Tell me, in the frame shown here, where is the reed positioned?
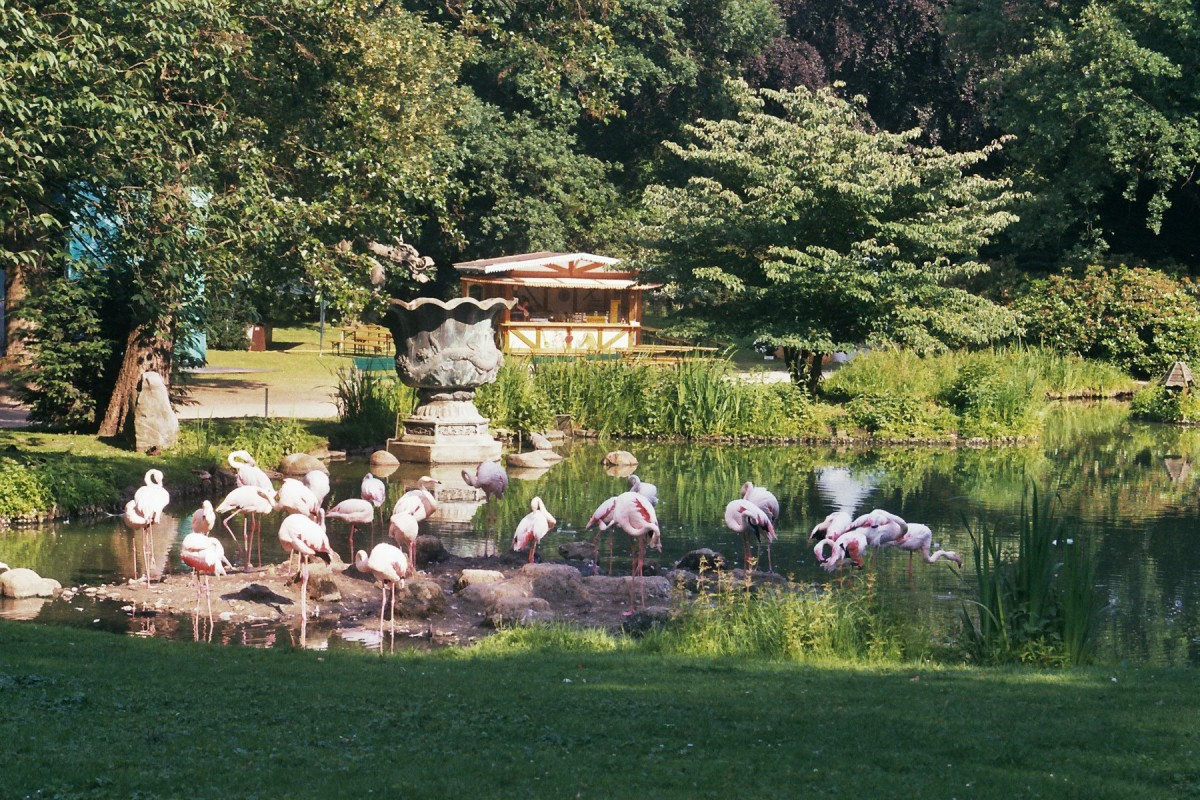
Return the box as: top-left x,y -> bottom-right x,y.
332,367 -> 416,448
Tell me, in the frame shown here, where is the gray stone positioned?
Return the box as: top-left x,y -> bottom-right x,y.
279,453 -> 328,475
484,595 -> 553,628
396,579 -> 444,618
0,568 -> 61,599
369,449 -> 401,467
455,569 -> 506,591
457,580 -> 530,608
518,563 -> 588,603
602,450 -> 638,467
507,451 -> 551,469
415,534 -> 449,565
134,371 -> 178,453
537,450 -> 565,463
529,431 -> 554,450
621,605 -> 673,637
557,541 -> 599,561
675,548 -> 726,573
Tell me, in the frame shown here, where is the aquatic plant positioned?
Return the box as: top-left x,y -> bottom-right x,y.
333,367 -> 416,448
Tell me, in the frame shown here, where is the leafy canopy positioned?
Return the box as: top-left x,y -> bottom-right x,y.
635,81 -> 1022,359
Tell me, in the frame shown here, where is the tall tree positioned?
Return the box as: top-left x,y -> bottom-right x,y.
636,81 -> 1021,391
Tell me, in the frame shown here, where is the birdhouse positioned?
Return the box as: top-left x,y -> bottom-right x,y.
1160,361 -> 1194,391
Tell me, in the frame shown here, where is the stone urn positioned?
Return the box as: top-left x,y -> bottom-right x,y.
384,296 -> 514,464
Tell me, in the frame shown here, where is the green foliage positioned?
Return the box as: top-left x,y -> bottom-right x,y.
940,353 -> 1045,438
1015,265 -> 1200,378
1130,384 -> 1200,423
0,458 -> 55,520
332,369 -> 416,449
960,487 -> 1102,666
177,418 -> 322,470
475,358 -> 555,436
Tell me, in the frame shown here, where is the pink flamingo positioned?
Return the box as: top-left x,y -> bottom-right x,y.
388,511 -> 420,576
393,476 -> 439,521
132,470 -> 170,584
814,529 -> 867,573
228,450 -> 274,493
215,484 -> 275,568
463,460 -> 508,556
586,495 -> 620,573
275,478 -> 320,518
740,480 -> 780,522
361,472 -> 388,540
180,531 -> 232,618
809,510 -> 853,541
847,508 -> 908,548
355,542 -> 409,651
302,470 -> 330,507
326,498 -> 375,559
893,523 -> 963,575
607,492 -> 661,613
724,498 -> 776,572
190,500 -> 215,535
278,510 -> 333,620
511,497 -> 557,563
628,474 -> 658,506
121,500 -> 154,585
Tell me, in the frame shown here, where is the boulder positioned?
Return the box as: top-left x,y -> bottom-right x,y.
455,569 -> 506,591
368,449 -> 401,467
0,568 -> 62,599
484,595 -> 554,628
507,451 -> 551,469
621,605 -> 673,637
529,431 -> 554,451
675,548 -> 726,573
396,579 -> 444,618
557,541 -> 599,561
602,450 -> 638,467
134,371 -> 178,453
279,453 -> 328,476
537,450 -> 565,463
457,579 -> 530,609
508,466 -> 549,482
414,534 -> 449,566
517,563 -> 588,603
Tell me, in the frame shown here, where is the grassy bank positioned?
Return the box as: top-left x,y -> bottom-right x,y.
0,621 -> 1195,798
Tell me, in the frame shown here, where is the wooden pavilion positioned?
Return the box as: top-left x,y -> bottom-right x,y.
454,252 -> 661,356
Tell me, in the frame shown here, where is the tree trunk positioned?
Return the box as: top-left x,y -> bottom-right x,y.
783,346 -> 805,385
97,324 -> 172,438
807,352 -> 825,397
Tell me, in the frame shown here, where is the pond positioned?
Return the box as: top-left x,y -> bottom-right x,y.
2,401 -> 1198,664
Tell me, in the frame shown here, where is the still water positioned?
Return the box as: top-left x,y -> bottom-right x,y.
2,401 -> 1198,664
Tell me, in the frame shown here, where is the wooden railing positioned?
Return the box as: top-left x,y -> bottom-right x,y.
332,324 -> 392,355
499,321 -> 641,355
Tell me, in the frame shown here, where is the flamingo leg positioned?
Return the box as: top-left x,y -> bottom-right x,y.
379,583 -> 387,654
638,537 -> 647,609
255,514 -> 262,569
389,581 -> 397,654
205,574 -> 214,621
242,517 -> 251,569
528,542 -> 536,564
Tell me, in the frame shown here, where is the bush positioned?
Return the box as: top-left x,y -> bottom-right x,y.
177,417 -> 323,468
333,368 -> 415,448
1130,384 -> 1200,423
1014,265 -> 1200,379
940,353 -> 1045,438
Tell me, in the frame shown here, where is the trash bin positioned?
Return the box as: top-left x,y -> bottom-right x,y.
247,324 -> 267,352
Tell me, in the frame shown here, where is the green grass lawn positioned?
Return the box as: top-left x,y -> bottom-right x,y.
1,621 -> 1196,799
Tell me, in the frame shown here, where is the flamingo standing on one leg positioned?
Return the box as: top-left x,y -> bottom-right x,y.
275,478 -> 321,518
393,476 -> 439,522
278,510 -> 333,622
180,531 -> 232,619
893,523 -> 963,576
191,500 -> 216,535
326,497 -> 375,560
741,481 -> 780,522
628,474 -> 658,506
724,499 -> 776,573
585,495 -> 619,574
132,469 -> 170,584
215,485 -> 275,569
355,542 -> 409,652
607,492 -> 661,613
463,460 -> 508,556
361,472 -> 388,543
388,511 -> 420,576
511,497 -> 557,563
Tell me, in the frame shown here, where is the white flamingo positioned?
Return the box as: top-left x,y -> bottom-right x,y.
361,472 -> 388,538
277,510 -> 333,620
392,476 -> 439,521
814,530 -> 867,573
605,492 -> 661,613
215,484 -> 275,568
131,470 -> 170,584
724,498 -> 777,572
326,497 -> 375,559
511,497 -> 557,563
302,470 -> 330,507
190,500 -> 215,535
275,478 -> 320,518
893,523 -> 963,575
228,450 -> 274,493
463,461 -> 508,556
740,480 -> 780,522
356,542 -> 409,651
388,511 -> 420,576
809,510 -> 853,541
180,532 -> 232,618
628,474 -> 658,506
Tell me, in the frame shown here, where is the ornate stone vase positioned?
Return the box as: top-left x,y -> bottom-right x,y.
384,296 -> 514,464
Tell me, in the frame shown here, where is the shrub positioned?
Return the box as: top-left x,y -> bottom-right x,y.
940,352 -> 1045,438
1014,265 -> 1200,379
333,368 -> 415,448
177,417 -> 323,468
1130,384 -> 1200,423
0,458 -> 55,519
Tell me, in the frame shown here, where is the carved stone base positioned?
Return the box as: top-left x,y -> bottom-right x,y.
387,418 -> 503,465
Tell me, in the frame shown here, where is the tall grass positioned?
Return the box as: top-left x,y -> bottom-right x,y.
178,416 -> 324,467
960,486 -> 1101,666
332,368 -> 416,448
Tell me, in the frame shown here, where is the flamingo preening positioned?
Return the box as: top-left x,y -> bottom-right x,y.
740,481 -> 780,522
129,470 -> 170,584
302,470 -> 330,508
393,476 -> 439,522
191,500 -> 215,535
180,531 -> 232,618
586,495 -> 619,573
511,497 -> 557,563
813,529 -> 867,573
388,511 -> 420,576
122,500 -> 154,585
278,510 -> 333,621
355,542 -> 409,652
463,460 -> 508,556
724,498 -> 776,572
215,484 -> 275,568
228,450 -> 274,494
847,508 -> 908,547
809,510 -> 853,541
326,498 -> 375,559
628,474 -> 658,506
605,492 -> 661,613
275,478 -> 321,518
892,523 -> 963,575
361,472 -> 388,540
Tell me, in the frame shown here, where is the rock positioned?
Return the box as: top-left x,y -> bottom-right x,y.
507,451 -> 551,469
134,371 -> 178,453
529,431 -> 554,450
662,568 -> 700,592
557,541 -> 599,561
537,450 -> 565,463
602,450 -> 638,467
484,595 -> 554,628
279,453 -> 328,475
369,449 -> 400,467
308,576 -> 341,603
518,563 -> 588,603
0,568 -> 61,599
414,534 -> 449,566
621,605 -> 673,637
457,580 -> 530,608
508,466 -> 549,481
396,579 -> 444,618
455,569 -> 506,591
675,548 -> 726,573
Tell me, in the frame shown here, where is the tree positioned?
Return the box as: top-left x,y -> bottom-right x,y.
635,81 -> 1021,392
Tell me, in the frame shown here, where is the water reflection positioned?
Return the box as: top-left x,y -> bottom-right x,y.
1,401 -> 1198,664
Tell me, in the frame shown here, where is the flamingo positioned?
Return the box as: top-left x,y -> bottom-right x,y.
215,484 -> 275,568
893,523 -> 963,576
847,508 -> 908,548
228,450 -> 274,493
511,496 -> 557,563
132,469 -> 170,583
392,476 -> 439,521
463,461 -> 508,556
606,492 -> 661,613
809,510 -> 854,541
628,474 -> 658,506
586,495 -> 619,573
277,510 -> 333,621
724,498 -> 777,572
326,497 -> 375,558
190,500 -> 215,535
121,500 -> 154,585
180,531 -> 232,618
361,472 -> 388,539
388,511 -> 420,576
741,481 -> 780,522
275,478 -> 320,518
356,542 -> 409,651
302,469 -> 330,507
814,530 -> 867,573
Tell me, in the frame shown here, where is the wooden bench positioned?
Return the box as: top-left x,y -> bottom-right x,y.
333,324 -> 393,355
